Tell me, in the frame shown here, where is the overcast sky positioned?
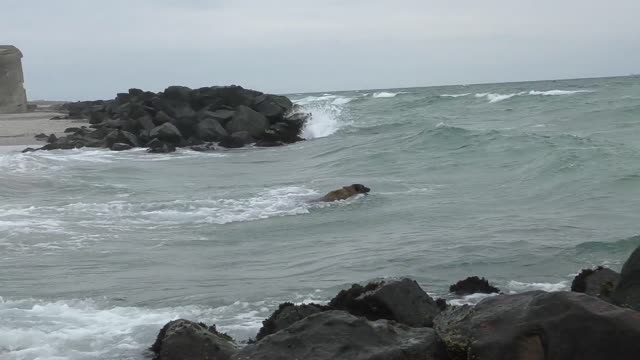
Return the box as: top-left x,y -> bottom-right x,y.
2,0 -> 639,100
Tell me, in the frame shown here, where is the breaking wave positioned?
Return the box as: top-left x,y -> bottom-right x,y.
474,89 -> 593,103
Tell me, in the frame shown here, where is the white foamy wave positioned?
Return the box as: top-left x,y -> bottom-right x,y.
1,187 -> 320,231
474,89 -> 592,103
0,288 -> 330,360
301,107 -> 342,139
0,148 -> 226,176
441,93 -> 471,98
448,292 -> 499,306
0,219 -> 65,235
331,97 -> 354,105
292,93 -> 353,139
372,91 -> 407,98
506,280 -> 568,293
475,92 -> 523,103
0,298 -> 266,360
528,89 -> 593,96
294,94 -> 337,105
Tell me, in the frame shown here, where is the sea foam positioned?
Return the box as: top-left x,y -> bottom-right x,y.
372,91 -> 407,98
474,89 -> 593,103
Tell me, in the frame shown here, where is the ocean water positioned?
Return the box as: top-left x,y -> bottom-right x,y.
2,76 -> 640,359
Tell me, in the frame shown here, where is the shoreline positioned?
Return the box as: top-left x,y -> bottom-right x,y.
0,112 -> 87,147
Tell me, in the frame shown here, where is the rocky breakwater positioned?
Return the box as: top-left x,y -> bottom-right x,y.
151,245 -> 640,360
24,86 -> 308,153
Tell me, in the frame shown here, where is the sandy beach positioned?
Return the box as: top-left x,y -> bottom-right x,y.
0,111 -> 87,147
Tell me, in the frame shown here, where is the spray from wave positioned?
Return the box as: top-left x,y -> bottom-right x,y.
292,94 -> 352,139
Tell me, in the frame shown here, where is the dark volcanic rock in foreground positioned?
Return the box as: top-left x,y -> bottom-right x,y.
434,290 -> 640,360
255,302 -> 327,341
613,245 -> 640,311
31,85 -> 309,153
571,266 -> 620,301
235,310 -> 445,360
151,319 -> 237,360
328,278 -> 440,327
449,276 -> 500,295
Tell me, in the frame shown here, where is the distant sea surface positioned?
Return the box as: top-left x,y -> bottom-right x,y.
2,76 -> 640,359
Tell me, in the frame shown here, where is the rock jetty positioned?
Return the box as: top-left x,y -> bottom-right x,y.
25,86 -> 308,153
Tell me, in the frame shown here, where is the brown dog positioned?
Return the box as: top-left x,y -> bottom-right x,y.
315,184 -> 371,202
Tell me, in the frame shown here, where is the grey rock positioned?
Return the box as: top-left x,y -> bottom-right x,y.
255,139 -> 284,147
196,118 -> 227,142
151,319 -> 237,360
571,266 -> 620,301
255,303 -> 325,341
147,138 -> 177,153
219,131 -> 255,148
613,245 -> 640,311
154,110 -> 174,126
252,94 -> 293,121
162,85 -> 192,103
449,276 -> 500,295
329,278 -> 439,327
137,114 -> 156,132
104,129 -> 140,148
110,143 -> 133,151
198,109 -> 235,126
47,133 -> 57,143
150,123 -> 182,143
89,110 -> 109,125
434,291 -> 640,360
235,311 -> 444,360
225,105 -> 269,138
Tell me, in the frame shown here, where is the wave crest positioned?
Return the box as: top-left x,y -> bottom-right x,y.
372,91 -> 408,98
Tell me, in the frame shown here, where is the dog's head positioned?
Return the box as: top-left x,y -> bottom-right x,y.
351,184 -> 371,194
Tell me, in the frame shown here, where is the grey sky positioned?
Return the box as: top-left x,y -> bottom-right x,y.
2,0 -> 639,100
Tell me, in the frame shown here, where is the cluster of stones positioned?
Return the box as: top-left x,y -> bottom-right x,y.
25,85 -> 308,153
150,245 -> 640,360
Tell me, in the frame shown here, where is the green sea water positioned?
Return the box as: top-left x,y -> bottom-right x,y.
1,76 -> 639,359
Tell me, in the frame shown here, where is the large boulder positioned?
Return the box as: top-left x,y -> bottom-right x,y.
255,302 -> 326,341
136,114 -> 156,132
235,311 -> 444,360
150,123 -> 183,143
151,319 -> 237,360
434,291 -> 640,360
204,86 -> 263,108
252,94 -> 293,121
329,278 -> 439,327
449,276 -> 500,296
571,266 -> 620,301
225,105 -> 269,138
104,129 -> 140,148
219,131 -> 255,148
197,109 -> 235,126
613,245 -> 640,310
154,110 -> 174,126
196,118 -> 227,142
162,85 -> 192,103
147,138 -> 177,153
110,143 -> 133,151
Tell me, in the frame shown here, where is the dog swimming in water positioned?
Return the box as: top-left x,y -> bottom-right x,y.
314,184 -> 371,202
